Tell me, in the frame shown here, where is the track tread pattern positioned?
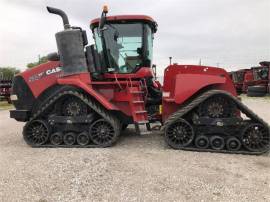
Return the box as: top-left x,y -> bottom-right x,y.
25,90 -> 121,148
163,90 -> 270,155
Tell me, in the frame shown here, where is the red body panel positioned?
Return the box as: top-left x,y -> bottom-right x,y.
173,74 -> 226,103
20,61 -> 62,97
18,60 -> 238,124
103,67 -> 154,79
162,64 -> 236,121
20,63 -> 153,120
57,73 -> 118,110
242,70 -> 254,93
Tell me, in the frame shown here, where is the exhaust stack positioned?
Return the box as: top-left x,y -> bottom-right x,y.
47,6 -> 70,29
47,6 -> 87,76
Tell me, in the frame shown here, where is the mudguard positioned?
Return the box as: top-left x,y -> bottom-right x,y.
18,61 -> 118,111
162,64 -> 237,121
163,64 -> 237,104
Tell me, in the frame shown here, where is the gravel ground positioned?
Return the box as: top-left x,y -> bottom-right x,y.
0,97 -> 269,202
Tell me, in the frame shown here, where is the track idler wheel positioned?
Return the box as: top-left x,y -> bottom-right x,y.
195,135 -> 209,149
50,132 -> 63,145
77,131 -> 90,146
210,135 -> 225,150
226,137 -> 241,151
164,118 -> 194,149
63,132 -> 77,145
23,120 -> 50,146
89,119 -> 120,147
241,123 -> 270,152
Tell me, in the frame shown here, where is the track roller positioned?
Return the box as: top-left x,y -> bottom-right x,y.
210,135 -> 225,150
23,120 -> 50,146
77,131 -> 90,146
50,132 -> 63,145
195,135 -> 209,149
164,118 -> 194,149
63,132 -> 77,145
226,137 -> 241,151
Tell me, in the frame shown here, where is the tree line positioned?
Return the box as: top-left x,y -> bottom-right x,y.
0,55 -> 48,79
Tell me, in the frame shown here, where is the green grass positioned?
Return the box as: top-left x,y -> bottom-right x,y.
0,101 -> 13,110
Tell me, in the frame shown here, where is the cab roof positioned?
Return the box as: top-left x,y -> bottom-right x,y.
90,15 -> 157,32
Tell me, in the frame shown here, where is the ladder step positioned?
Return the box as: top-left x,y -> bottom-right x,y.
135,110 -> 147,114
130,91 -> 144,94
134,123 -> 151,135
137,121 -> 149,124
140,131 -> 151,135
132,101 -> 144,104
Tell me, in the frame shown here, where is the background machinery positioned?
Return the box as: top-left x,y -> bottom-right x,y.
230,69 -> 249,94
230,62 -> 270,97
0,74 -> 12,103
10,6 -> 270,154
247,61 -> 270,97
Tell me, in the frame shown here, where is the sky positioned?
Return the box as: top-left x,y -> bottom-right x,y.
0,0 -> 269,75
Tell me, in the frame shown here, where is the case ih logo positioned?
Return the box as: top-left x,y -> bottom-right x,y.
29,67 -> 62,82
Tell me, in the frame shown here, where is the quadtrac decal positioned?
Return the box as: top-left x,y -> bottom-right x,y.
28,67 -> 62,82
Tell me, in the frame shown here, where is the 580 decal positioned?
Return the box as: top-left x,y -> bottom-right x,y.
28,67 -> 62,82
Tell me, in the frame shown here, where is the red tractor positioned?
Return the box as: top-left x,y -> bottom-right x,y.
230,69 -> 249,94
9,6 -> 270,154
247,61 -> 270,97
0,74 -> 12,103
242,69 -> 254,94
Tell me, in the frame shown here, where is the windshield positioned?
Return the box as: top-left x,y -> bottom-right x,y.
253,67 -> 269,80
94,23 -> 153,73
232,71 -> 244,82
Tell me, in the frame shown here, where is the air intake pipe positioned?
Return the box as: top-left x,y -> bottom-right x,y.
47,6 -> 88,76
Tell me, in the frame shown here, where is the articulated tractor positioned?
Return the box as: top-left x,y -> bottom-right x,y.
10,6 -> 270,154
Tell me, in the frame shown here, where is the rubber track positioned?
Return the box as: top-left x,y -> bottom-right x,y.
26,90 -> 121,148
162,90 -> 270,155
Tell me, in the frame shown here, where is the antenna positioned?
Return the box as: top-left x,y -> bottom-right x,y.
199,58 -> 202,66
169,57 -> 172,65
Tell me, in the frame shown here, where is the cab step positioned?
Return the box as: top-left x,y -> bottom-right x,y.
132,101 -> 144,104
135,110 -> 147,114
134,122 -> 151,135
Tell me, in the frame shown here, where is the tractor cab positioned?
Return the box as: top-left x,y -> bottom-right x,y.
89,6 -> 157,75
251,66 -> 269,81
231,70 -> 246,83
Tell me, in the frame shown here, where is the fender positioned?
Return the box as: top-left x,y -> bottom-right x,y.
163,64 -> 237,105
57,73 -> 118,110
173,73 -> 235,104
20,61 -> 62,98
